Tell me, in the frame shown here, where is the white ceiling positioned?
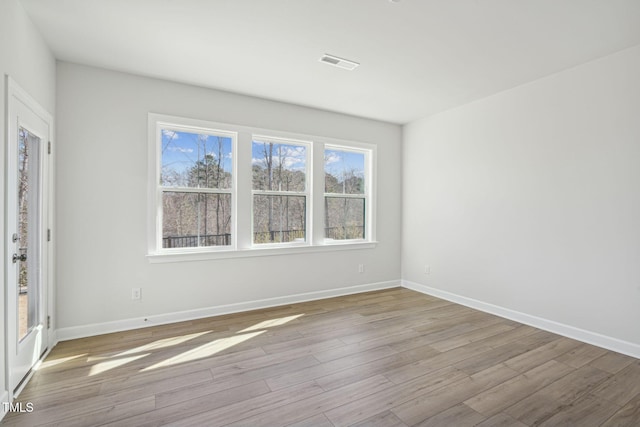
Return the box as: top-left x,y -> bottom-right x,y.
21,0 -> 640,124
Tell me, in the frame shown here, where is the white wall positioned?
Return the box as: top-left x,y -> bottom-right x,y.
0,0 -> 55,408
55,62 -> 402,334
403,45 -> 640,353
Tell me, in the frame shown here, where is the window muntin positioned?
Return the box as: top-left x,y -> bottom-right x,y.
158,125 -> 235,250
251,139 -> 308,245
324,148 -> 367,241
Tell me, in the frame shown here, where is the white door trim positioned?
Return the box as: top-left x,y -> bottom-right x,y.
4,76 -> 55,400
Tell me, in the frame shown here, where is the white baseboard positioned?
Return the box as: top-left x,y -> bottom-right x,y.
402,280 -> 640,359
57,280 -> 400,341
0,390 -> 8,422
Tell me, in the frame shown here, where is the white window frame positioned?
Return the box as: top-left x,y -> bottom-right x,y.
251,135 -> 312,248
323,144 -> 373,243
148,114 -> 238,255
147,113 -> 376,263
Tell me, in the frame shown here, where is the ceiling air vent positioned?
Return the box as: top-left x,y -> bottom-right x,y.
319,54 -> 360,71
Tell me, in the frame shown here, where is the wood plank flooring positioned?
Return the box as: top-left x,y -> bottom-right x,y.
2,288 -> 639,426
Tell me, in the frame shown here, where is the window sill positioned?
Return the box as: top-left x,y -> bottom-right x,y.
147,241 -> 378,263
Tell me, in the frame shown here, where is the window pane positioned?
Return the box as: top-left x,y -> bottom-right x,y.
253,195 -> 306,243
161,129 -> 232,189
252,140 -> 306,191
325,197 -> 365,240
162,192 -> 231,248
324,149 -> 365,194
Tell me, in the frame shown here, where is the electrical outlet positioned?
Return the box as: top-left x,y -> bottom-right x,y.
424,265 -> 431,275
132,288 -> 142,300
358,264 -> 364,273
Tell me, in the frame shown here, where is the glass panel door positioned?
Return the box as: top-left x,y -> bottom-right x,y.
17,127 -> 42,342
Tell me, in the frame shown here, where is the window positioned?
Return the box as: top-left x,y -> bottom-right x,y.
149,114 -> 375,260
155,122 -> 235,251
324,148 -> 367,240
252,138 -> 309,245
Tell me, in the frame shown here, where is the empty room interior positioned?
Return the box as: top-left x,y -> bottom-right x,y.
2,0 -> 640,425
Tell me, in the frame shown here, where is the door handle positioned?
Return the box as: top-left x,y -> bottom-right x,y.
12,253 -> 27,263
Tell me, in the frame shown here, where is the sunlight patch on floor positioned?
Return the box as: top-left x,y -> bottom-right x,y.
39,314 -> 309,375
89,354 -> 149,376
35,353 -> 87,370
239,314 -> 304,332
142,331 -> 265,371
115,331 -> 211,356
87,355 -> 115,362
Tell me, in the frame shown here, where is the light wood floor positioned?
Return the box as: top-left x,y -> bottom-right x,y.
2,288 -> 640,426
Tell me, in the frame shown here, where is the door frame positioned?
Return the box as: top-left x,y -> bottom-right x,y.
4,76 -> 55,399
